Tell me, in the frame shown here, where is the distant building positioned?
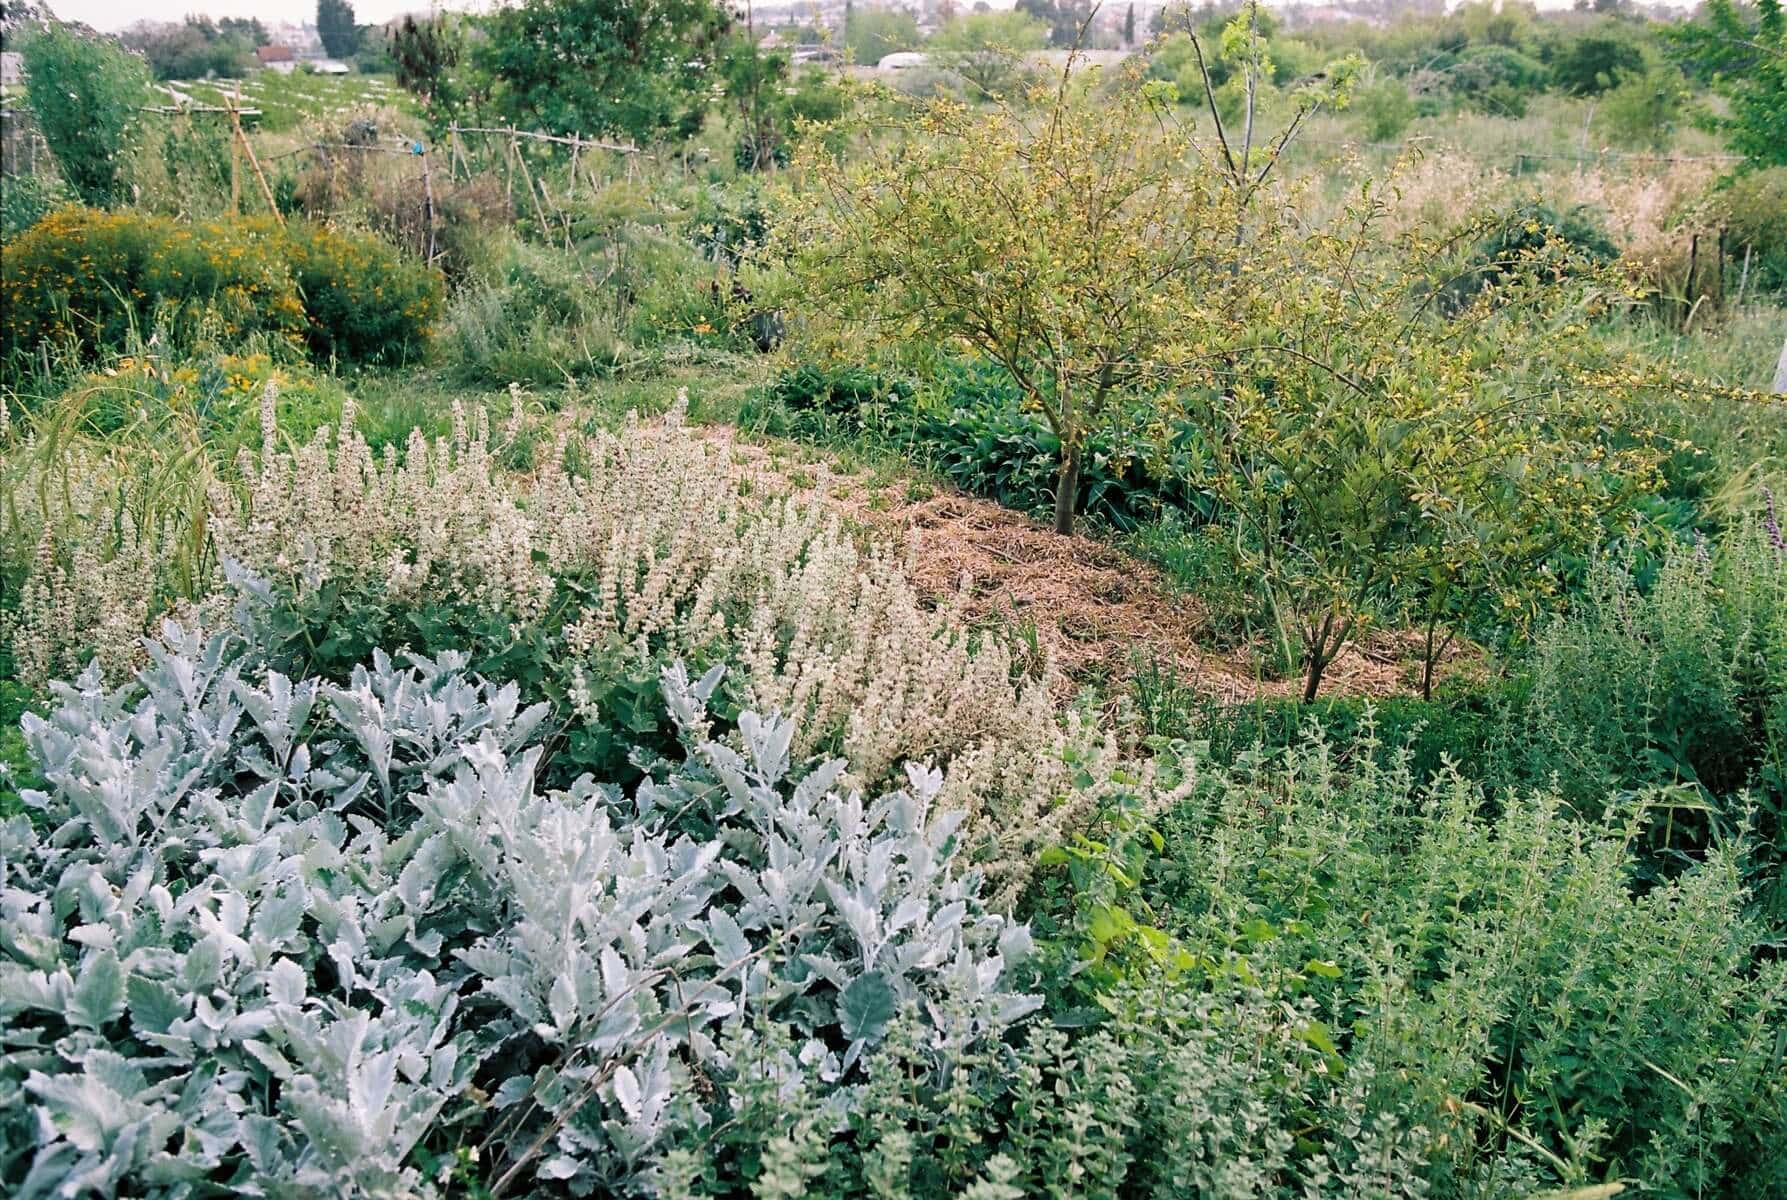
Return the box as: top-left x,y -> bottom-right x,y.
256,45 -> 302,74
311,60 -> 351,75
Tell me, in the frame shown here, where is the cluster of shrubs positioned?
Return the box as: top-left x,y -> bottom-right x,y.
0,208 -> 442,371
2,595 -> 1780,1195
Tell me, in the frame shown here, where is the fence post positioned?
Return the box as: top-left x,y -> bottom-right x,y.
1716,227 -> 1726,305
421,143 -> 437,263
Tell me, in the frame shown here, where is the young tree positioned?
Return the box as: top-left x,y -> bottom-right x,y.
1016,0 -> 1096,48
476,0 -> 730,142
1181,0 -> 1359,223
316,0 -> 359,59
718,36 -> 847,170
1667,0 -> 1787,166
1185,187 -> 1691,700
846,7 -> 921,66
764,63 -> 1242,536
389,14 -> 465,127
21,23 -> 149,208
929,10 -> 1049,98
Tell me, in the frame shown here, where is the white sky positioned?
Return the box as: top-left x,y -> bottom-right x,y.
44,0 -> 1689,35
47,1 -> 494,32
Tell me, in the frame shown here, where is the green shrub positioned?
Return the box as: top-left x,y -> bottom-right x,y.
20,24 -> 150,208
0,208 -> 440,370
438,237 -> 629,385
1501,511 -> 1787,915
1351,77 -> 1416,141
1132,732 -> 1787,1196
1595,57 -> 1687,151
275,218 -> 443,365
0,207 -> 307,364
1439,200 -> 1620,313
763,361 -> 1222,532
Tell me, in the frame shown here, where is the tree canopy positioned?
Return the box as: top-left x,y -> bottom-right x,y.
475,0 -> 731,143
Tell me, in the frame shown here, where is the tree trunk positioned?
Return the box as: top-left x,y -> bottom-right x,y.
1774,331 -> 1787,395
1421,621 -> 1439,703
1302,644 -> 1328,704
1053,443 -> 1082,536
1301,612 -> 1352,703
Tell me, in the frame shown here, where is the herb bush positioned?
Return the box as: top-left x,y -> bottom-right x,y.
276,219 -> 443,366
6,392 -> 1164,899
1498,506 -> 1787,916
0,209 -> 441,372
0,618 -> 1037,1196
1126,728 -> 1787,1197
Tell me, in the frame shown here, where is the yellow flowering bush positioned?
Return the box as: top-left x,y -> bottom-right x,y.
0,207 -> 306,362
274,218 -> 443,365
0,208 -> 441,371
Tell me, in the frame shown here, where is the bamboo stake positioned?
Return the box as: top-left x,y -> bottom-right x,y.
230,99 -> 282,223
511,137 -> 555,241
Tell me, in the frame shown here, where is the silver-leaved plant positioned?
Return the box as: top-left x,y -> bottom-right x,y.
0,618 -> 1038,1198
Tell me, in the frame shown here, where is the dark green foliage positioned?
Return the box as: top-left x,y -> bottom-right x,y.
247,571 -> 715,791
122,16 -> 262,80
1666,0 -> 1787,166
476,0 -> 732,143
1130,734 -> 1787,1197
316,0 -> 359,60
1549,30 -> 1644,96
1189,689 -> 1502,783
664,980 -> 1435,1197
761,362 -> 1221,532
1496,515 -> 1787,917
388,14 -> 464,127
1440,200 -> 1620,314
0,677 -> 36,824
843,6 -> 920,67
1445,43 -> 1548,116
717,38 -> 847,171
20,23 -> 150,208
1709,167 -> 1787,296
1350,77 -> 1416,141
277,219 -> 443,365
